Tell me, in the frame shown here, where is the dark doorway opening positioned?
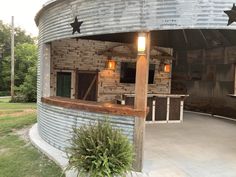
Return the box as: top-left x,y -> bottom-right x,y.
77,71 -> 98,101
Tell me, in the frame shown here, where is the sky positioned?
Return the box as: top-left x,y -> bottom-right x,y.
0,0 -> 49,37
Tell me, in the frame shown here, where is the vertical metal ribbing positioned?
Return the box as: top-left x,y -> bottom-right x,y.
38,103 -> 135,151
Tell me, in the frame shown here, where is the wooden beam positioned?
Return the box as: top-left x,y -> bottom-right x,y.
152,46 -> 173,57
213,30 -> 231,46
99,50 -> 136,58
152,55 -> 175,61
182,29 -> 188,46
133,32 -> 150,172
198,29 -> 209,48
97,44 -> 137,58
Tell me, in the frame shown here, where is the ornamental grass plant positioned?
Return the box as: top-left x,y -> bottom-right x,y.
66,120 -> 134,177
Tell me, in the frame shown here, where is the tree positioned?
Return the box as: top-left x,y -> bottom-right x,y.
15,43 -> 37,87
15,65 -> 37,102
12,43 -> 37,102
0,20 -> 36,95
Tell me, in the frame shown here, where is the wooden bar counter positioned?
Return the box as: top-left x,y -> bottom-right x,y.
122,94 -> 189,123
38,97 -> 146,151
41,97 -> 147,118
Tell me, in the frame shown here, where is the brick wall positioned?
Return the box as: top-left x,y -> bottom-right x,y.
51,38 -> 171,102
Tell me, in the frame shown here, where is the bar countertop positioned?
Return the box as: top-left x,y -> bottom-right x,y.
123,93 -> 189,98
41,97 -> 147,118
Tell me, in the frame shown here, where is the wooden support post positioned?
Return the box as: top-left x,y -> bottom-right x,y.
11,16 -> 14,99
133,32 -> 150,172
234,64 -> 236,95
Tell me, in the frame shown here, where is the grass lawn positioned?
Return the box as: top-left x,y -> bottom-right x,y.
0,97 -> 65,177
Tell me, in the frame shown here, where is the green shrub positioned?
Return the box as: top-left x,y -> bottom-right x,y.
10,95 -> 27,103
0,91 -> 10,96
12,66 -> 37,103
66,121 -> 134,177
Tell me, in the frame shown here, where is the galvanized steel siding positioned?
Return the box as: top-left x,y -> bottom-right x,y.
37,43 -> 43,103
145,0 -> 235,30
36,0 -> 236,43
37,0 -> 143,43
38,102 -> 135,151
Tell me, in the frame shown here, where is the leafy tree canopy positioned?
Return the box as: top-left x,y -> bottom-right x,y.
0,20 -> 37,102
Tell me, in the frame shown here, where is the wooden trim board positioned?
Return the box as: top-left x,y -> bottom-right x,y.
41,96 -> 147,118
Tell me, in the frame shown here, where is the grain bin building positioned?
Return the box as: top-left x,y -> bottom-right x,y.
35,0 -> 236,171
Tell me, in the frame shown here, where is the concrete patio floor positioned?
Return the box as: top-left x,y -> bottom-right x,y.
30,112 -> 236,177
143,112 -> 236,177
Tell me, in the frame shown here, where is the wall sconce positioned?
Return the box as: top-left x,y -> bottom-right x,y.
138,33 -> 146,55
105,57 -> 116,71
164,64 -> 171,73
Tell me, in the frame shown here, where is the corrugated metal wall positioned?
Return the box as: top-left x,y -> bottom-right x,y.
37,43 -> 43,104
38,102 -> 135,150
36,0 -> 236,43
172,47 -> 236,118
145,0 -> 234,30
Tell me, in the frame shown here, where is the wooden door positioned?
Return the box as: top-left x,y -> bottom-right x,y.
77,71 -> 98,101
56,72 -> 71,98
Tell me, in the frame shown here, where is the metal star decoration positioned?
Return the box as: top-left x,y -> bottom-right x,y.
70,17 -> 83,34
224,3 -> 236,26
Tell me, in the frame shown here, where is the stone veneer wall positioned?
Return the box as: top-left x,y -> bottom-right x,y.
50,38 -> 171,102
